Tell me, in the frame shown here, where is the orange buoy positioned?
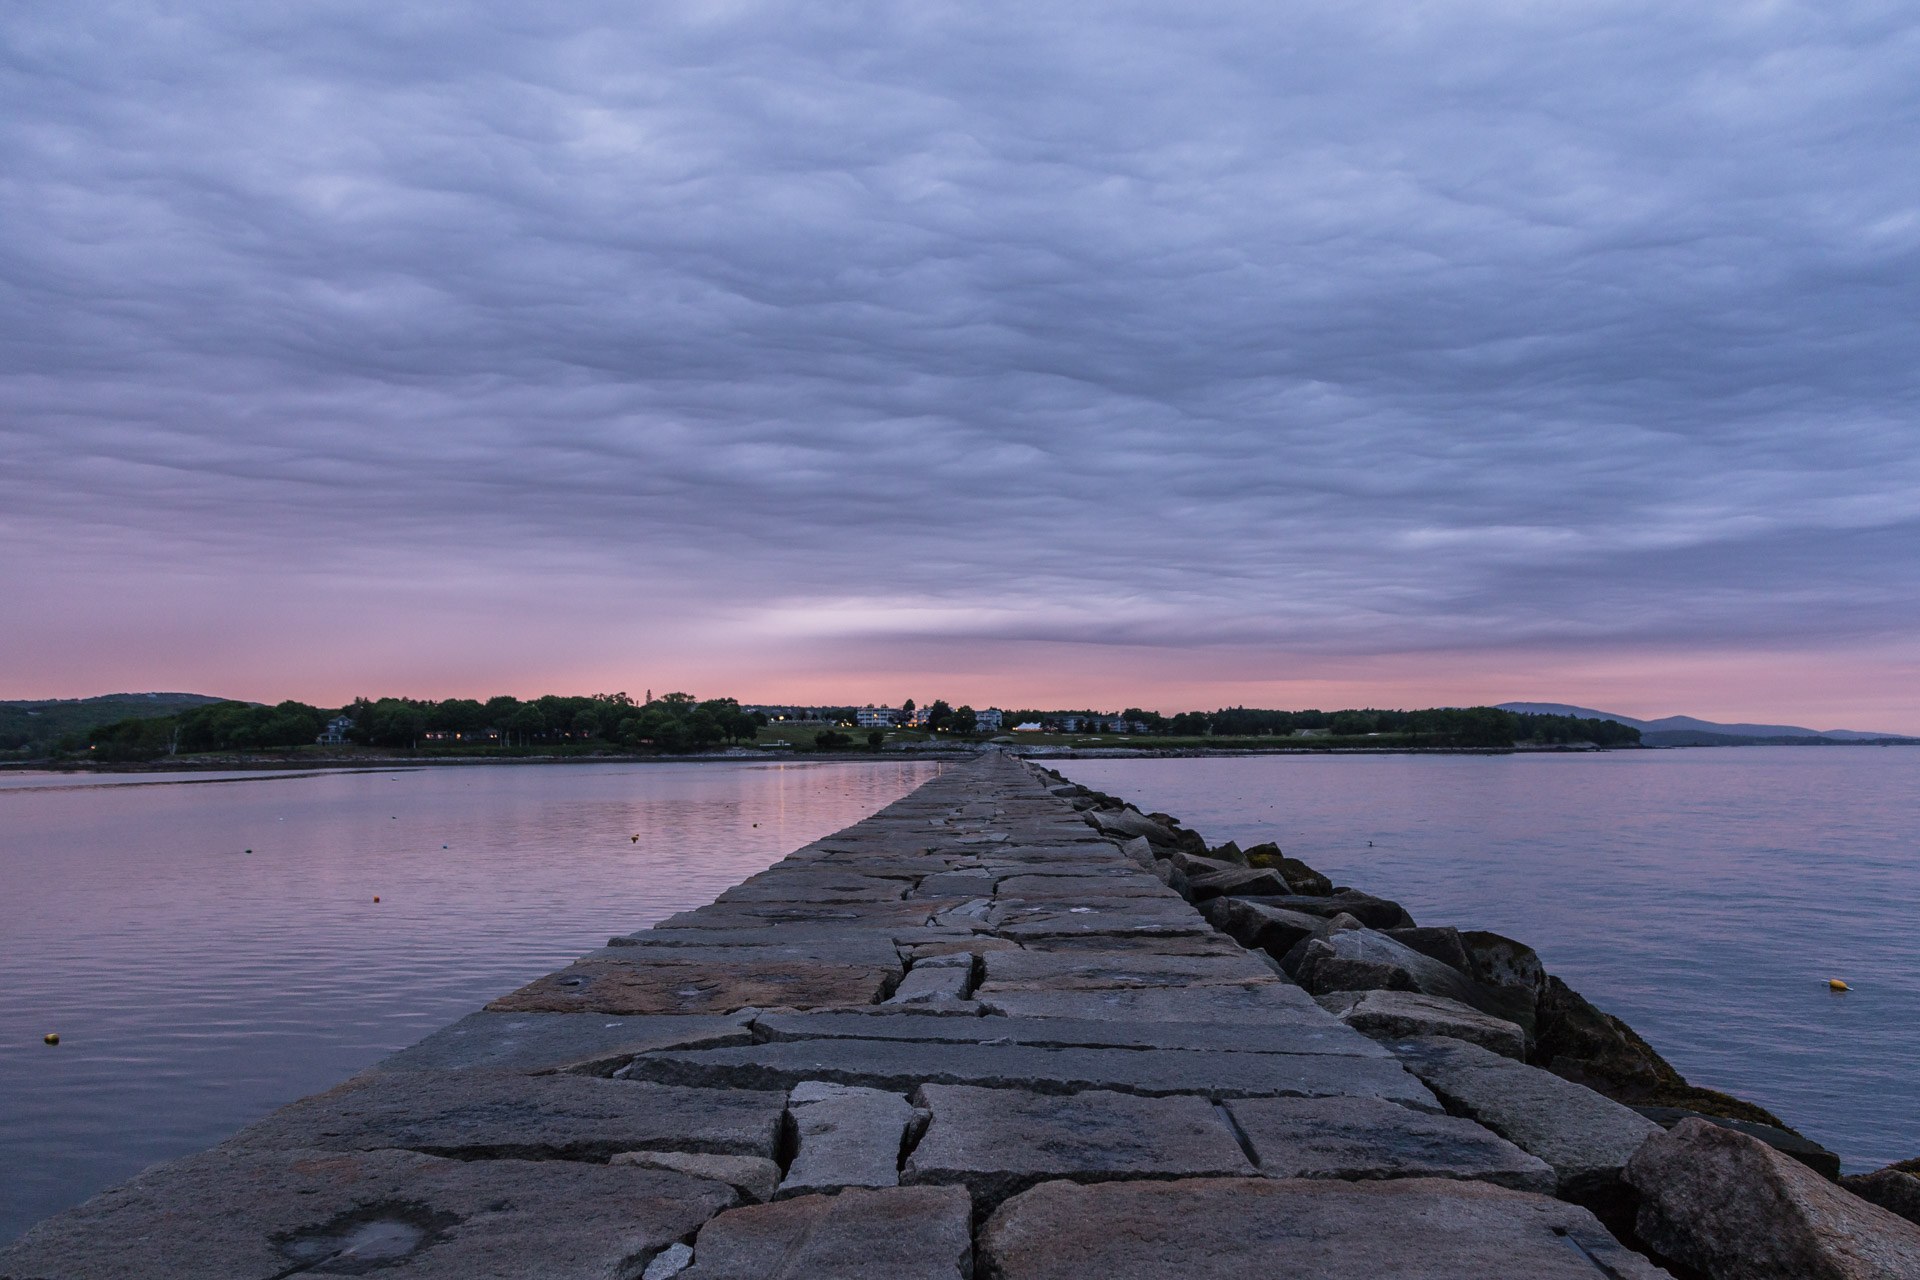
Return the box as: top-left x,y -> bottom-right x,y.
373,896 -> 381,903
1829,979 -> 1850,991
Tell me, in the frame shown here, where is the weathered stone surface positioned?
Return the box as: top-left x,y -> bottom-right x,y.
753,1011 -> 1391,1057
223,1070 -> 788,1160
1236,891 -> 1416,930
1382,926 -> 1475,975
933,896 -> 995,926
977,1176 -> 1672,1279
1389,1036 -> 1659,1212
911,936 -> 1023,959
1206,840 -> 1251,865
887,963 -> 974,1004
1628,1117 -> 1920,1280
904,1085 -> 1253,1207
627,1037 -> 1439,1108
1166,851 -> 1246,878
600,936 -> 907,967
0,1146 -> 735,1280
915,870 -> 998,897
486,956 -> 896,1014
655,901 -> 944,930
1531,976 -> 1736,1118
681,1186 -> 973,1280
643,1241 -> 694,1279
1204,898 -> 1330,957
1020,931 -> 1247,955
716,872 -> 909,903
1635,1105 -> 1842,1179
979,948 -> 1277,991
976,983 -> 1323,1023
1319,990 -> 1528,1060
1289,927 -> 1470,997
1243,844 -> 1335,895
1289,929 -> 1532,1027
1184,866 -> 1294,900
1149,856 -> 1189,894
612,1151 -> 783,1203
1225,1095 -> 1554,1193
994,873 -> 1174,898
989,898 -> 1213,940
778,1081 -> 915,1197
373,1011 -> 754,1074
1085,807 -> 1180,846
1460,930 -> 1546,993
614,924 -> 967,955
976,849 -> 1120,872
1842,1167 -> 1920,1228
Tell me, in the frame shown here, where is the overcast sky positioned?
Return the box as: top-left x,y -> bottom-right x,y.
4,1 -> 1917,727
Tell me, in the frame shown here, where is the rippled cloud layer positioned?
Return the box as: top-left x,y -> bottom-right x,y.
4,2 -> 1917,721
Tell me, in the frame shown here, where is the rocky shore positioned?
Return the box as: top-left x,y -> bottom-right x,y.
4,753 -> 1916,1279
1061,765 -> 1920,1273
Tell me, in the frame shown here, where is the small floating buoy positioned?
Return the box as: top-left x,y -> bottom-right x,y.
244,849 -> 252,854
630,835 -> 639,843
373,896 -> 381,903
1830,979 -> 1851,991
44,1033 -> 59,1045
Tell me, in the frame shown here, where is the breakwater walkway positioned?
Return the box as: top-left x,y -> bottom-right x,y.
5,753 -> 1914,1278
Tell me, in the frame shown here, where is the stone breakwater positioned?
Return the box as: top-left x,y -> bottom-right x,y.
5,753 -> 1918,1279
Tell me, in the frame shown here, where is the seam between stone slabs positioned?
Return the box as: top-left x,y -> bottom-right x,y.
1214,1101 -> 1262,1169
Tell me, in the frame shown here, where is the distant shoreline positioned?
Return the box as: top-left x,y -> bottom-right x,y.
6,736 -> 1912,776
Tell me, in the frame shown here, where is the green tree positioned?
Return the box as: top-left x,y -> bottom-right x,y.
506,704 -> 546,745
1329,709 -> 1377,736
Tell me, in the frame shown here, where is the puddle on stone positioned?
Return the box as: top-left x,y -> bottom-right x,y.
274,1202 -> 459,1275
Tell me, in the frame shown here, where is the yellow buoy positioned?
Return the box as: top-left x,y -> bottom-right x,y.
1829,979 -> 1851,991
44,1033 -> 59,1045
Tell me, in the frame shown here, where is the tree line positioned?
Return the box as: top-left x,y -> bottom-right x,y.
76,692 -> 767,760
1003,706 -> 1640,747
61,695 -> 1639,760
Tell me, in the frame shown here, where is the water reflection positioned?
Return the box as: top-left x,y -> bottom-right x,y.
0,759 -> 942,1243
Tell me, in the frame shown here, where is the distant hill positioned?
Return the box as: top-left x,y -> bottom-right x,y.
0,693 -> 230,757
1496,703 -> 1915,745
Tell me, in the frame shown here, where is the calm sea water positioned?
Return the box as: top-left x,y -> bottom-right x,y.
1062,748 -> 1920,1174
0,759 -> 943,1245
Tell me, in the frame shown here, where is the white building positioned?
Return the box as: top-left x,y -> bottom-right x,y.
975,708 -> 1003,731
316,716 -> 354,745
855,707 -> 897,728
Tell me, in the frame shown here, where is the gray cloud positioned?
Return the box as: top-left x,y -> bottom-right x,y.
3,0 -> 1918,686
